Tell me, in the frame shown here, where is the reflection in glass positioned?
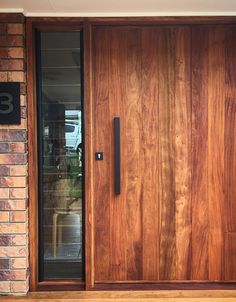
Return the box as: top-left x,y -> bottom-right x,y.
37,31 -> 83,279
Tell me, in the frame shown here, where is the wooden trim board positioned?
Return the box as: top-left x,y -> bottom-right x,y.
2,290 -> 236,301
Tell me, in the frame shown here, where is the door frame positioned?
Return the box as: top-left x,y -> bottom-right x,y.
27,16 -> 236,291
27,19 -> 88,291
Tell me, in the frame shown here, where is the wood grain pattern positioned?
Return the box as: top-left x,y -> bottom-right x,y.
24,16 -> 236,27
26,17 -> 39,291
224,27 -> 236,281
141,28 -> 159,281
225,98 -> 236,234
93,28 -> 111,281
208,27 -> 226,281
191,27 -> 209,280
94,281 -> 236,290
174,27 -> 191,280
83,21 -> 94,289
125,28 -> 143,281
225,233 -> 236,280
158,28 -> 176,280
109,28 -> 127,281
93,25 -> 236,284
225,26 -> 236,86
225,27 -> 236,235
3,290 -> 236,301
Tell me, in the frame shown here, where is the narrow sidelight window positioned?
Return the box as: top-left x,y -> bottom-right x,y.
36,30 -> 84,280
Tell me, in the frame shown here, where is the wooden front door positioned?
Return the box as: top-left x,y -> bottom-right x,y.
92,25 -> 236,285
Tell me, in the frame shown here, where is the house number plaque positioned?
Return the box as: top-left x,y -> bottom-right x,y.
0,82 -> 21,124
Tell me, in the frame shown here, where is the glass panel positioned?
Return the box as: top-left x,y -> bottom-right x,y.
42,68 -> 81,85
41,32 -> 81,49
37,31 -> 83,280
41,50 -> 80,67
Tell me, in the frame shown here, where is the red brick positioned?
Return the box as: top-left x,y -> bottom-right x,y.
0,259 -> 10,269
9,142 -> 26,153
0,177 -> 26,187
0,200 -> 26,211
0,24 -> 7,34
0,188 -> 9,198
0,166 -> 9,176
0,16 -> 27,295
20,94 -> 26,106
7,24 -> 24,35
11,280 -> 28,293
0,281 -> 10,293
10,187 -> 28,199
0,235 -> 11,246
7,71 -> 25,82
0,143 -> 9,153
0,13 -> 24,23
0,246 -> 27,257
0,71 -> 7,81
0,130 -> 26,142
0,212 -> 9,222
0,119 -> 27,130
0,223 -> 26,234
0,154 -> 26,165
0,47 -> 24,59
21,106 -> 27,119
0,270 -> 26,281
0,49 -> 9,58
0,16 -> 28,296
10,211 -> 26,222
11,234 -> 27,245
8,48 -> 24,59
11,258 -> 27,269
0,59 -> 24,71
10,165 -> 27,176
20,83 -> 26,94
0,36 -> 23,47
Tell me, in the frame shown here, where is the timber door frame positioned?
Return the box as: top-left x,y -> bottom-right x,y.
27,17 -> 236,291
27,19 -> 88,291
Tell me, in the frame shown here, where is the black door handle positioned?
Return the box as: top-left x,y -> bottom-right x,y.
114,117 -> 120,195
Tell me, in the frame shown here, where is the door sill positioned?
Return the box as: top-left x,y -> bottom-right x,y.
93,281 -> 236,290
36,280 -> 85,291
3,290 -> 236,301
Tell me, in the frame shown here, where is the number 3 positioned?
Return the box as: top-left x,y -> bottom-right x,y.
0,93 -> 14,114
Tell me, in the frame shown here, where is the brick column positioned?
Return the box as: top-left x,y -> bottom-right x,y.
0,13 -> 29,295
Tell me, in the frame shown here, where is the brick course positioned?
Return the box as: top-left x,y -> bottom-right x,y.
0,13 -> 28,295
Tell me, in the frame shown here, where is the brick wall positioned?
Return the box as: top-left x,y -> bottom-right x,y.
0,14 -> 29,295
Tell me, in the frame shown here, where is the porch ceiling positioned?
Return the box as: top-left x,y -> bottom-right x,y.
0,0 -> 236,16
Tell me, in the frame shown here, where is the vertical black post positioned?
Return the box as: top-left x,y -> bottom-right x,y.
114,117 -> 121,195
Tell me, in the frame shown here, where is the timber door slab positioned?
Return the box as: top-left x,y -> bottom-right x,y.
92,25 -> 236,284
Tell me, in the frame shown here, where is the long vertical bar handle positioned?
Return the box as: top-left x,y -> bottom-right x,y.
114,117 -> 121,195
